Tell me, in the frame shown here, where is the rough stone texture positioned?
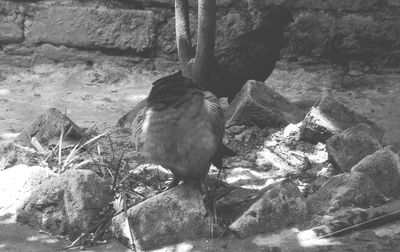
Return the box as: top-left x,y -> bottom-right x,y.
0,2 -> 24,43
229,179 -> 308,238
32,44 -> 95,65
351,148 -> 400,199
0,0 -> 398,69
216,187 -> 260,224
326,123 -> 382,172
307,172 -> 388,214
127,0 -> 384,11
112,183 -> 216,251
16,107 -> 85,147
299,95 -> 384,144
264,0 -> 384,11
0,142 -> 38,170
225,81 -> 305,128
26,6 -> 154,52
16,169 -> 113,239
388,0 -> 400,7
0,164 -> 56,221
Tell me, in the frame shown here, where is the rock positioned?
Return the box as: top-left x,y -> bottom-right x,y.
0,142 -> 38,170
116,98 -> 147,130
0,2 -> 24,43
287,11 -> 335,59
32,44 -> 95,66
112,183 -> 216,251
216,187 -> 260,224
299,95 -> 384,144
307,172 -> 387,214
16,108 -> 85,147
229,179 -> 308,238
0,164 -> 56,221
264,0 -> 382,11
354,230 -> 379,242
26,6 -> 154,52
225,80 -> 305,128
326,123 -> 382,172
16,169 -> 112,239
351,148 -> 400,199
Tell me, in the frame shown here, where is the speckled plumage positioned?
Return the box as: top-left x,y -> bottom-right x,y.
133,74 -> 224,185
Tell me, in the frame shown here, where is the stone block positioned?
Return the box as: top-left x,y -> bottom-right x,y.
225,80 -> 305,128
0,3 -> 24,43
26,6 -> 154,52
112,183 -> 216,251
307,172 -> 387,214
299,95 -> 384,144
229,179 -> 308,238
16,169 -> 113,239
264,0 -> 383,11
351,148 -> 400,199
326,123 -> 382,172
16,107 -> 85,147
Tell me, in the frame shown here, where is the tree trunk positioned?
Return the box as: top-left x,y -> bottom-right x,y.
175,0 -> 216,87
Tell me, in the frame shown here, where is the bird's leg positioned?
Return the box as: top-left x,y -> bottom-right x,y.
201,177 -> 220,239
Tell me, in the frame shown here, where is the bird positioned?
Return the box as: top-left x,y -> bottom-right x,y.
132,73 -> 225,187
174,6 -> 293,102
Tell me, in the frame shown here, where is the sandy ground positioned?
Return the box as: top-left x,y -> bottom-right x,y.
1,62 -> 400,251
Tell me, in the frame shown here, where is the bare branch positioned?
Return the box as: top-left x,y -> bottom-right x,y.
193,0 -> 216,85
175,0 -> 193,76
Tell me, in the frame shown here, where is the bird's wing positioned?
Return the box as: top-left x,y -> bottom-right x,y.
203,91 -> 224,144
132,104 -> 147,152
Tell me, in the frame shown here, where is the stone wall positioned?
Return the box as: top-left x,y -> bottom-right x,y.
0,0 -> 399,71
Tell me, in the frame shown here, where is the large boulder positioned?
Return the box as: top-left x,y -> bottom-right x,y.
225,81 -> 304,128
326,123 -> 382,172
0,164 -> 56,221
299,95 -> 384,144
112,183 -> 217,251
229,179 -> 308,238
16,169 -> 112,239
307,172 -> 388,214
351,148 -> 400,199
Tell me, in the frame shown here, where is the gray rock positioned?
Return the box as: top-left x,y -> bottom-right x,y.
351,148 -> 400,199
216,187 -> 260,224
112,183 -> 216,251
299,95 -> 384,144
32,44 -> 95,66
16,169 -> 112,239
225,81 -> 305,128
264,0 -> 382,11
16,108 -> 85,147
0,2 -> 24,43
307,172 -> 387,214
0,164 -> 56,221
354,230 -> 379,242
229,179 -> 308,238
26,6 -> 154,52
326,123 -> 382,172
